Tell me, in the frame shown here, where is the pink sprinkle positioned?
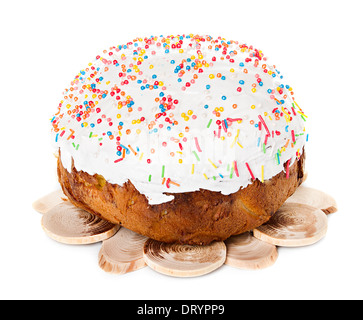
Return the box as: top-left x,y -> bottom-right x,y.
233,161 -> 240,177
258,115 -> 271,137
114,158 -> 123,163
264,134 -> 269,145
194,137 -> 202,152
245,162 -> 256,181
286,159 -> 291,179
291,130 -> 296,143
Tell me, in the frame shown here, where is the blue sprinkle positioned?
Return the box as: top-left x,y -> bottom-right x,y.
239,62 -> 244,67
259,82 -> 263,86
221,76 -> 226,80
206,85 -> 211,90
221,96 -> 226,100
204,105 -> 209,109
170,60 -> 175,64
90,123 -> 95,128
152,74 -> 157,79
239,80 -> 245,85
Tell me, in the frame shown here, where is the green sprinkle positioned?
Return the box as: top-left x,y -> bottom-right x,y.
230,166 -> 234,179
148,174 -> 152,182
207,119 -> 213,128
192,151 -> 200,161
161,165 -> 165,178
89,132 -> 93,138
262,143 -> 266,154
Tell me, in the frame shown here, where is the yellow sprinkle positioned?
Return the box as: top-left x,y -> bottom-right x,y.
191,164 -> 195,174
230,68 -> 235,73
237,141 -> 244,149
297,110 -> 308,118
203,173 -> 209,180
139,152 -> 144,161
209,74 -> 215,79
261,165 -> 264,183
230,136 -> 238,148
149,65 -> 154,69
208,158 -> 218,169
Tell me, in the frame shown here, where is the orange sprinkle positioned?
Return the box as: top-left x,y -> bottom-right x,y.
169,180 -> 180,187
128,145 -> 137,155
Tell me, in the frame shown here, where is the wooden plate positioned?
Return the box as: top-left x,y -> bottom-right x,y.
41,202 -> 120,245
143,239 -> 226,277
99,228 -> 148,274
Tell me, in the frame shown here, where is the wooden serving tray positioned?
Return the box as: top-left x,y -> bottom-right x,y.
33,185 -> 337,277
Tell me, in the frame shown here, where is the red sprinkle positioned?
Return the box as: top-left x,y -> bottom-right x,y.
245,162 -> 256,181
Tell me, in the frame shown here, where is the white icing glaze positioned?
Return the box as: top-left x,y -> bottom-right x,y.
52,35 -> 307,205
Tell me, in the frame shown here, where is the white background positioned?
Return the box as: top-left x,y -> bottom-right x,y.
1,0 -> 362,300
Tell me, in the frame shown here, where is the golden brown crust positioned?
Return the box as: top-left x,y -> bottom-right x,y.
57,152 -> 305,245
